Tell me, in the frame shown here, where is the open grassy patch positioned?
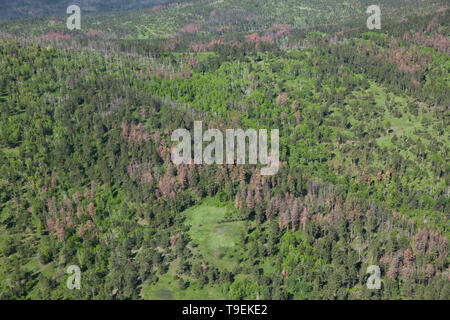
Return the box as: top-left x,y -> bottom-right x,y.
140,263 -> 227,300
183,200 -> 246,270
141,200 -> 246,300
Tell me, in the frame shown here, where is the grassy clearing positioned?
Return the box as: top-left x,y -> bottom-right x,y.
140,257 -> 228,300
141,200 -> 245,300
141,269 -> 227,300
183,200 -> 246,270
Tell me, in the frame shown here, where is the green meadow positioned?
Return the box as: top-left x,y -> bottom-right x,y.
141,200 -> 246,299
183,200 -> 246,270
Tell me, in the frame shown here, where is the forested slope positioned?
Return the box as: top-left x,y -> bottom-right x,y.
0,1 -> 448,300
0,0 -> 174,22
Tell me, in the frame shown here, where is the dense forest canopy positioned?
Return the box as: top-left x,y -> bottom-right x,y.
0,0 -> 448,300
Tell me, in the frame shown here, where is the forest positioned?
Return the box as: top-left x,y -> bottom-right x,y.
0,0 -> 448,300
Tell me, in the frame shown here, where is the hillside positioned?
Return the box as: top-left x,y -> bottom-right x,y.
0,0 -> 175,22
0,1 -> 448,300
1,0 -> 446,40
